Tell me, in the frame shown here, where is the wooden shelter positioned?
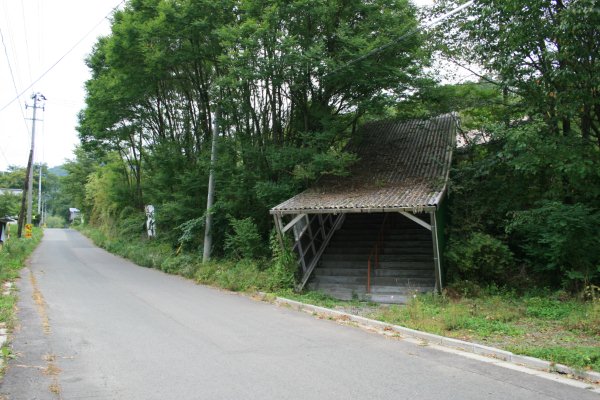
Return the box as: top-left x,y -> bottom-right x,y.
271,114 -> 457,303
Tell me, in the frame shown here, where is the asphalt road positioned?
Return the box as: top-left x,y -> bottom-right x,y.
1,229 -> 597,399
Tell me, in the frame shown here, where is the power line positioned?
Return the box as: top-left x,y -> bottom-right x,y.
0,144 -> 10,166
21,0 -> 33,83
324,0 -> 475,79
0,25 -> 30,133
0,0 -> 125,114
1,1 -> 23,89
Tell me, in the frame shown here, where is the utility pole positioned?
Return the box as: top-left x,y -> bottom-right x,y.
203,107 -> 219,263
26,93 -> 45,225
16,149 -> 32,238
37,162 -> 43,222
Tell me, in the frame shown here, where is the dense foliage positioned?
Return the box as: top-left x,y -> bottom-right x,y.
432,0 -> 600,290
52,0 -> 599,292
0,165 -> 64,222
67,0 -> 427,254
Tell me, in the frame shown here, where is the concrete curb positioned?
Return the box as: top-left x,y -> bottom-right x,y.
271,296 -> 600,384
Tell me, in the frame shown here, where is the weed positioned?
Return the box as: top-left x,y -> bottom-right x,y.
276,289 -> 364,310
0,227 -> 43,378
0,346 -> 15,360
0,228 -> 43,330
509,345 -> 600,372
524,297 -> 575,319
561,301 -> 600,335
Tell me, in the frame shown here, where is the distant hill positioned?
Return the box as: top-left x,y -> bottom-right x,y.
48,166 -> 67,177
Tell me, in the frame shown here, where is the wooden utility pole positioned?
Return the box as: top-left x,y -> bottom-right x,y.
26,93 -> 45,225
37,162 -> 43,222
203,107 -> 219,263
18,93 -> 45,237
16,149 -> 32,238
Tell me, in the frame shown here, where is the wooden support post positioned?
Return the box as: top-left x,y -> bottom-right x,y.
430,211 -> 443,293
296,213 -> 345,292
273,214 -> 285,251
306,215 -> 317,259
319,214 -> 326,241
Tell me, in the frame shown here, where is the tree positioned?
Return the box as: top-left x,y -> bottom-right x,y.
77,0 -> 428,255
59,147 -> 99,218
0,193 -> 20,217
429,0 -> 600,290
434,0 -> 600,141
0,166 -> 27,189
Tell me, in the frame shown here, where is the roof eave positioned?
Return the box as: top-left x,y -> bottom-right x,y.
270,204 -> 438,216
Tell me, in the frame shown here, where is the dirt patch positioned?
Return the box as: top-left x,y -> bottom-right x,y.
29,271 -> 50,335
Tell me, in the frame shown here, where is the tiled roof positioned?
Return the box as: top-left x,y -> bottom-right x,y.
271,114 -> 457,215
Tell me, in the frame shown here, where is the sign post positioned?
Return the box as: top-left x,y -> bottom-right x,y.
24,223 -> 33,239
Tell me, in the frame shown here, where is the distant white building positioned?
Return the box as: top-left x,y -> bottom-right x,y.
0,188 -> 22,196
68,208 -> 81,223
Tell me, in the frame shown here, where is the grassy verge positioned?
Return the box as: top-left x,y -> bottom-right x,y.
77,225 -> 295,293
0,227 -> 43,365
282,289 -> 600,373
77,225 -> 600,374
363,291 -> 600,373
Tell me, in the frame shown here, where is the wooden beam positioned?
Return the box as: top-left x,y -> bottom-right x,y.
430,211 -> 443,293
273,215 -> 285,251
282,213 -> 306,233
296,213 -> 345,292
399,211 -> 432,231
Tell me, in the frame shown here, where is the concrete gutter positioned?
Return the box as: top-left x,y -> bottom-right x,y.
269,295 -> 600,386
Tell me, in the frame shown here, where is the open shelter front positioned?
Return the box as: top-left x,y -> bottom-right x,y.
271,114 -> 457,303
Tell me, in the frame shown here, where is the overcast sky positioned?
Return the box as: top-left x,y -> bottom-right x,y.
0,0 -> 123,171
0,0 -> 435,172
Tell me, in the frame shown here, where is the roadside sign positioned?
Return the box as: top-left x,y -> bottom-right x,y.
25,224 -> 32,239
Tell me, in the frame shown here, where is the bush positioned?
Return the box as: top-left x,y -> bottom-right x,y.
524,297 -> 575,319
176,216 -> 205,252
507,201 -> 600,290
45,215 -> 66,228
79,221 -> 298,294
117,207 -> 146,238
264,231 -> 297,290
224,216 -> 264,260
161,254 -> 200,277
0,227 -> 43,331
446,232 -> 515,283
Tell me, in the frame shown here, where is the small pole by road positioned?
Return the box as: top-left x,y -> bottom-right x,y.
203,107 -> 219,263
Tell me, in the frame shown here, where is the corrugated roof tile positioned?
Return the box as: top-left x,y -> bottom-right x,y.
271,114 -> 457,214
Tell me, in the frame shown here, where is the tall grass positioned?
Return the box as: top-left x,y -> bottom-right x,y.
0,227 -> 43,329
78,225 -> 296,293
368,289 -> 600,372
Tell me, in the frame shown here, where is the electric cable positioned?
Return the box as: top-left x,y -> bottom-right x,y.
0,0 -> 125,114
1,1 -> 23,89
0,25 -> 30,133
0,144 -> 10,166
21,0 -> 33,83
